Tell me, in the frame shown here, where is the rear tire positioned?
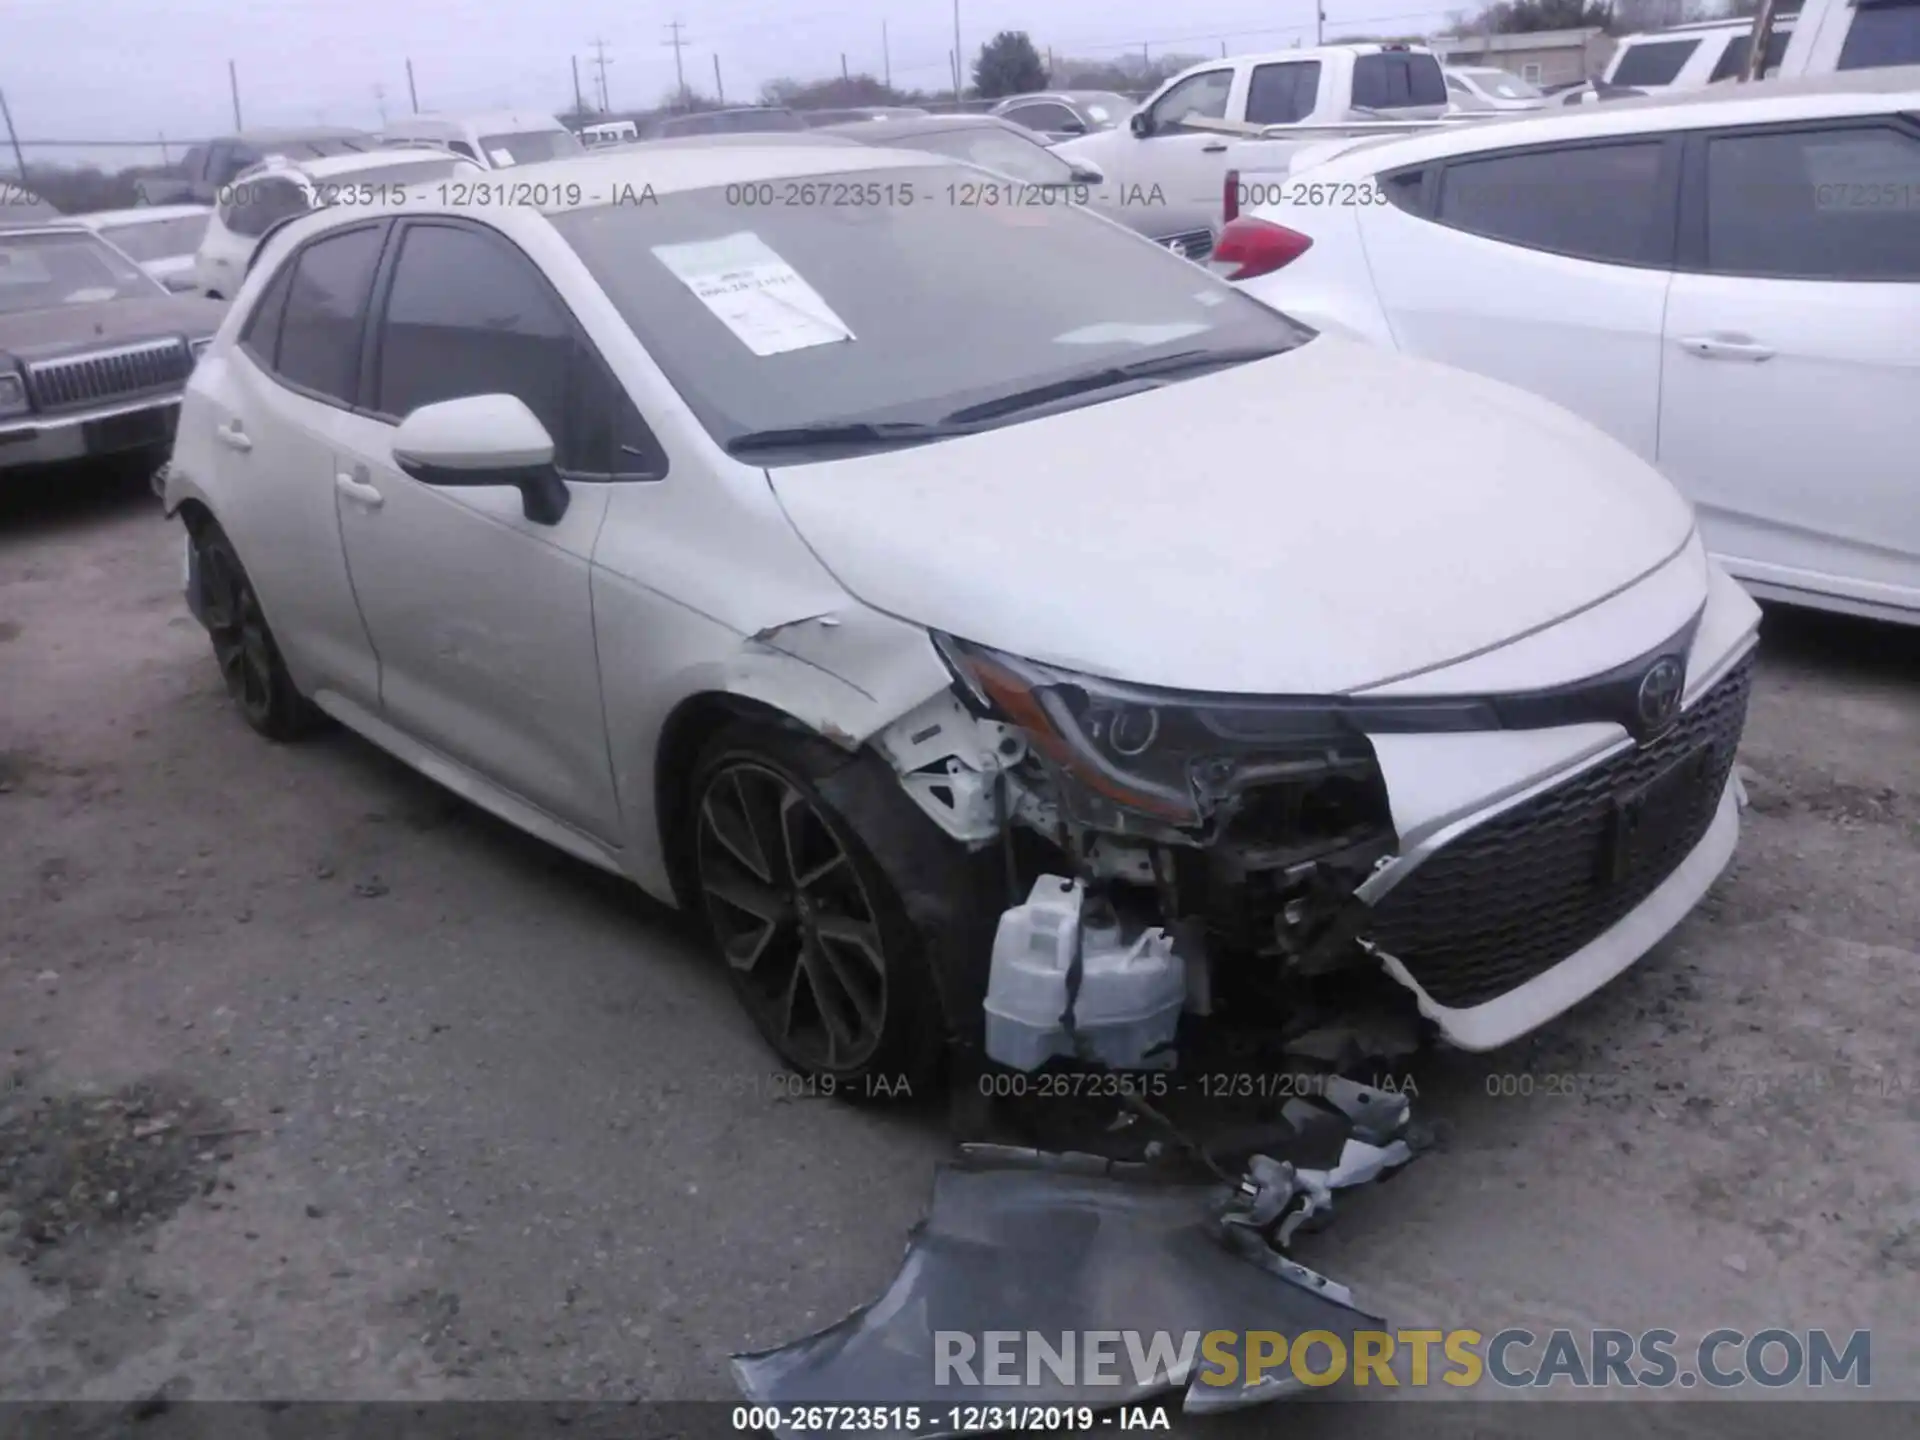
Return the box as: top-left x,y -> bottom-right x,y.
686,719 -> 947,1099
192,522 -> 323,741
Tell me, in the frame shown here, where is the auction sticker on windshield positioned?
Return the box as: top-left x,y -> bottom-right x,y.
651,230 -> 855,357
489,148 -> 516,167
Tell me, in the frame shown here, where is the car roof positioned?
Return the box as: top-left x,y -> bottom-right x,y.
1286,66 -> 1920,175
275,143 -> 931,233
385,110 -> 566,133
250,146 -> 479,180
74,204 -> 211,226
822,114 -> 1025,139
233,125 -> 372,142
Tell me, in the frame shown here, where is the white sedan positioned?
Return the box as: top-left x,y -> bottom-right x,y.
1217,67 -> 1920,627
162,142 -> 1758,1087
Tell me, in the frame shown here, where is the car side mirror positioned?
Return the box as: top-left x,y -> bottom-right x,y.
1060,119 -> 1088,135
1069,164 -> 1104,185
1129,111 -> 1152,138
392,394 -> 570,525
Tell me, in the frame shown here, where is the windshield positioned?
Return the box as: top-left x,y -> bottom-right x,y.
99,213 -> 211,261
0,229 -> 160,313
898,128 -> 1077,186
477,129 -> 585,166
551,162 -> 1309,459
1463,69 -> 1542,100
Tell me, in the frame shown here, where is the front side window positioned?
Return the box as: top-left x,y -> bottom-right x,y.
1147,70 -> 1233,131
1611,39 -> 1701,86
0,230 -> 161,314
1247,62 -> 1323,125
1437,140 -> 1671,265
550,162 -> 1310,459
1001,102 -> 1080,133
1703,124 -> 1920,280
223,177 -> 311,239
372,223 -> 660,475
273,225 -> 385,404
476,130 -> 585,167
1350,53 -> 1447,110
1839,0 -> 1920,68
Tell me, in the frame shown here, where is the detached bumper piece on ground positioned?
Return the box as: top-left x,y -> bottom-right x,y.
732,1078 -> 1416,1438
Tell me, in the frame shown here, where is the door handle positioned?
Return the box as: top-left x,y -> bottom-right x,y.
1201,141 -> 1229,153
335,470 -> 385,509
1677,334 -> 1775,362
214,420 -> 252,452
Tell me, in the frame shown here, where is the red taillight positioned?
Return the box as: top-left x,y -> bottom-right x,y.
1223,166 -> 1240,224
1208,217 -> 1312,282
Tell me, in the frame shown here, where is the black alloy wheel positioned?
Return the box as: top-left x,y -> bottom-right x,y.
694,758 -> 893,1076
193,524 -> 319,740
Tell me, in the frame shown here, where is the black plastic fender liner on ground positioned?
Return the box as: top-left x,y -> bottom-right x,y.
731,1159 -> 1386,1440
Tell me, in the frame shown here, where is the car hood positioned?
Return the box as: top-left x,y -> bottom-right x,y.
0,293 -> 228,361
766,335 -> 1698,695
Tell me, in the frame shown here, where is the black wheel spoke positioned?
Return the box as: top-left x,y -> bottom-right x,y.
812,916 -> 884,1033
703,772 -> 773,882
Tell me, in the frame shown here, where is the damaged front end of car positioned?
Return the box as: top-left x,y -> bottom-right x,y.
735,635 -> 1441,1435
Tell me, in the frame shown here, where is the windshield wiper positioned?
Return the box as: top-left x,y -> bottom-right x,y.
941,345 -> 1292,426
724,420 -> 972,456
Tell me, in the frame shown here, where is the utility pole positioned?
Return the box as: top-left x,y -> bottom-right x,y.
227,60 -> 243,130
1219,40 -> 1227,58
0,90 -> 26,181
664,21 -> 689,107
841,53 -> 850,83
373,82 -> 388,126
883,21 -> 892,88
406,58 -> 420,112
713,54 -> 725,104
952,0 -> 964,102
590,38 -> 612,113
1316,7 -> 1326,46
159,131 -> 170,165
572,56 -> 586,115
1744,0 -> 1780,80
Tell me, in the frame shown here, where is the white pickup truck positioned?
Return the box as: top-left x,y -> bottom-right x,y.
1055,43 -> 1454,241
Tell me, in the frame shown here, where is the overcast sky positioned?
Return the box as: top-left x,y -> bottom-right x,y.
5,0 -> 1463,156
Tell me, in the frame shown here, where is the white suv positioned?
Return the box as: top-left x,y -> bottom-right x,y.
192,147 -> 483,298
1219,68 -> 1920,626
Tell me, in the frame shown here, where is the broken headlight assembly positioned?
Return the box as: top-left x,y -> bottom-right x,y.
934,633 -> 1394,842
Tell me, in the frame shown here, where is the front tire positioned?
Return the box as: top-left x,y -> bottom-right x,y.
192,522 -> 322,741
687,721 -> 946,1097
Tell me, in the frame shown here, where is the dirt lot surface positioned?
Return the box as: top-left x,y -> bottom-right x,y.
2,474 -> 1917,1430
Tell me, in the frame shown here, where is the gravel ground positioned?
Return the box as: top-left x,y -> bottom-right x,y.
2,471 -> 1916,1425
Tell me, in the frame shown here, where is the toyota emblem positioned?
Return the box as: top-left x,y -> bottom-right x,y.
1635,657 -> 1685,735
1166,239 -> 1187,258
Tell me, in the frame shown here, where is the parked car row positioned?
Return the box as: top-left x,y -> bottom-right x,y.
147,119 -> 1774,1093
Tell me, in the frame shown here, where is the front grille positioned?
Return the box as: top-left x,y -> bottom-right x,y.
1157,228 -> 1214,263
26,338 -> 193,413
1368,652 -> 1754,1009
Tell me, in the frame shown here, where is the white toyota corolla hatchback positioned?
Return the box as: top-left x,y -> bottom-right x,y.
161,143 -> 1760,1089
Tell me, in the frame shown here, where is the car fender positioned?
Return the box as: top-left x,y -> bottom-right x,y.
595,581 -> 954,904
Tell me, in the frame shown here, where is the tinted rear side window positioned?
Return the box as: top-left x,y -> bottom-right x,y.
1350,53 -> 1446,109
1612,39 -> 1702,86
1703,125 -> 1920,280
274,226 -> 384,404
1247,62 -> 1323,124
1437,141 -> 1671,264
1839,0 -> 1920,68
1708,29 -> 1794,81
